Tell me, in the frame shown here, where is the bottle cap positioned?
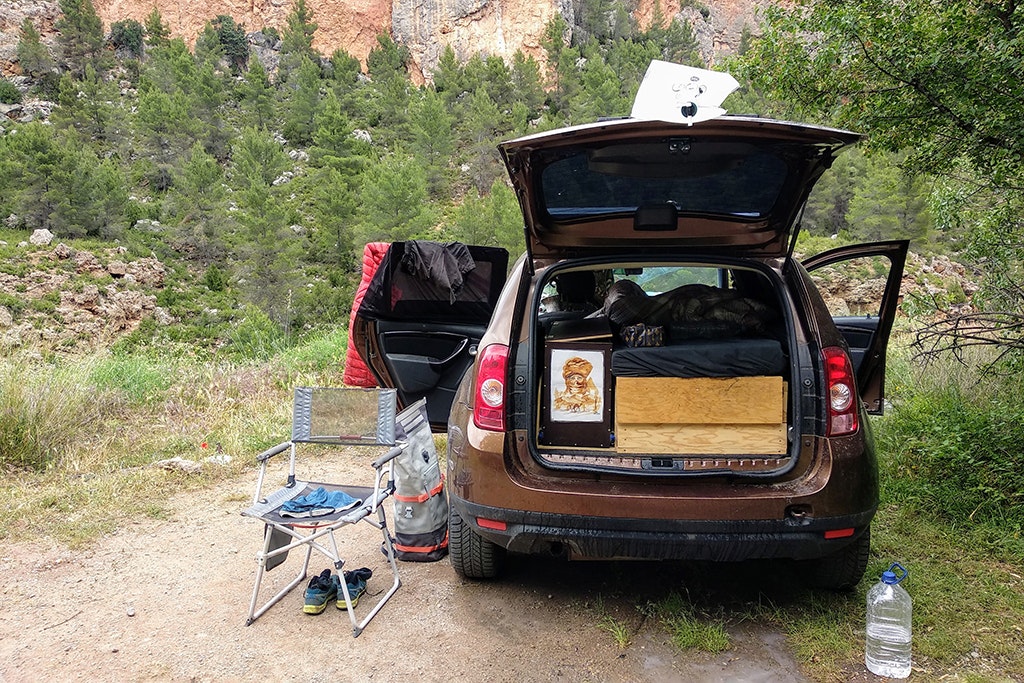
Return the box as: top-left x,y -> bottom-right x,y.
882,562 -> 908,584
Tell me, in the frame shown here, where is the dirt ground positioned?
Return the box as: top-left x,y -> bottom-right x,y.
0,466 -> 818,683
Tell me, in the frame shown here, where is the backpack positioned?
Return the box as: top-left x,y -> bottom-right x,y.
392,399 -> 448,561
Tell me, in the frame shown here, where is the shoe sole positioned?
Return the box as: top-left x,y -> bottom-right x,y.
336,591 -> 364,610
303,601 -> 330,614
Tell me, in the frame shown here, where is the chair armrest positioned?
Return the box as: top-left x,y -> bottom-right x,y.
257,441 -> 292,463
372,445 -> 405,470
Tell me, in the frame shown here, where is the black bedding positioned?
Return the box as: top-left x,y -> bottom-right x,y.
611,338 -> 786,378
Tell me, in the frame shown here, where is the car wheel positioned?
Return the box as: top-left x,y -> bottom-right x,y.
805,526 -> 871,591
449,499 -> 505,579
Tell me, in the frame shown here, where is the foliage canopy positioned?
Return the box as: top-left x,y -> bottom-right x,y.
738,0 -> 1024,349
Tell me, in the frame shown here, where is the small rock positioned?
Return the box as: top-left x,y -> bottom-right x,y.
53,243 -> 73,259
152,457 -> 202,474
29,229 -> 54,246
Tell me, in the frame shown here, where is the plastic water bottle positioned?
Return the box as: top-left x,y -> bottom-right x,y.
865,562 -> 912,678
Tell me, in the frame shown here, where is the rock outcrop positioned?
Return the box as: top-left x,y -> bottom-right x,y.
2,0 -> 770,81
0,241 -> 170,354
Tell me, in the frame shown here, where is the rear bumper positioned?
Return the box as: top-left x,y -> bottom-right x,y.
454,496 -> 874,562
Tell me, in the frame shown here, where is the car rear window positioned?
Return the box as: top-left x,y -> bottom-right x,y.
539,140 -> 789,219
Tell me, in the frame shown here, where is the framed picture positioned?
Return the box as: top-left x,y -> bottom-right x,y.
540,341 -> 613,447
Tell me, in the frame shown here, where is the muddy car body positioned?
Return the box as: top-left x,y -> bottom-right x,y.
353,114 -> 907,590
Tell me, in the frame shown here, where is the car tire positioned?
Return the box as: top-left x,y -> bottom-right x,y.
805,526 -> 871,592
449,499 -> 505,579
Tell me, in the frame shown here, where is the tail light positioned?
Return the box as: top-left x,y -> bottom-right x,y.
473,344 -> 509,431
822,346 -> 858,436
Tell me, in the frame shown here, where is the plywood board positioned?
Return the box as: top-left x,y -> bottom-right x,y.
615,376 -> 784,425
615,423 -> 787,455
614,376 -> 788,455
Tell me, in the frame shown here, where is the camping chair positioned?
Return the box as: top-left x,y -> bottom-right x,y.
242,387 -> 404,637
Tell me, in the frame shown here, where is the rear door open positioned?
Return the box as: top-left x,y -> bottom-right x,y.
351,241 -> 508,429
803,240 -> 909,414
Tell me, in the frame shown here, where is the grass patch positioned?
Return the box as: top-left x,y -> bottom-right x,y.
644,591 -> 731,654
0,357 -> 117,471
87,352 -> 175,404
598,614 -> 632,649
4,333 -> 1022,681
0,330 -> 350,545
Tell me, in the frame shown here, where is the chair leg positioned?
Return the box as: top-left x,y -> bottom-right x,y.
349,506 -> 402,637
245,525 -> 314,625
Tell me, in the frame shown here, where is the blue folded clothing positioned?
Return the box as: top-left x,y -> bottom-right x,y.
280,487 -> 362,518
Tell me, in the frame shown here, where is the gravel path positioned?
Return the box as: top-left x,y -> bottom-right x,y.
0,472 -> 811,682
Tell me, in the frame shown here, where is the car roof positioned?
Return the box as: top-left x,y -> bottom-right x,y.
499,115 -> 862,260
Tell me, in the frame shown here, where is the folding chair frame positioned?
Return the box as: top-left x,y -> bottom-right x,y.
242,388 -> 405,637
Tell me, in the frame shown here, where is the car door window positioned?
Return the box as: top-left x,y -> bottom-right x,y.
807,254 -> 894,320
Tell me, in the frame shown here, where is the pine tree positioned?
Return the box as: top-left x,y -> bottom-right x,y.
52,65 -> 126,144
410,89 -> 455,197
278,0 -> 318,83
510,51 -> 545,117
281,56 -> 323,145
328,48 -> 362,88
540,17 -> 582,121
17,18 -> 57,95
55,0 -> 109,78
143,8 -> 170,47
358,152 -> 436,243
168,141 -> 229,256
282,0 -> 317,56
232,127 -> 298,328
110,19 -> 144,59
211,15 -> 249,75
451,179 -> 524,257
460,89 -> 504,193
307,166 -> 357,267
367,33 -> 409,80
432,45 -> 463,105
237,59 -> 276,129
310,89 -> 370,177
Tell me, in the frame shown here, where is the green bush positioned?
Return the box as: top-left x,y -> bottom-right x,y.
0,292 -> 26,316
0,79 -> 22,104
203,264 -> 227,292
876,364 -> 1024,533
110,19 -> 144,58
227,305 -> 288,360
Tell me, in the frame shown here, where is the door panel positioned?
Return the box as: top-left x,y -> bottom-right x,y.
831,318 -> 877,373
803,240 -> 909,414
374,323 -> 484,426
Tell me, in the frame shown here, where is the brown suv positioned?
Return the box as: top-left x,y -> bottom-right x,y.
353,115 -> 907,591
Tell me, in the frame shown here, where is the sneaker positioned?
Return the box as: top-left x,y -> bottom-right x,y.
302,569 -> 337,615
336,567 -> 373,609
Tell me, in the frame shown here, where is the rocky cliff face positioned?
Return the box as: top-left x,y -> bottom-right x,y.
2,0 -> 771,81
